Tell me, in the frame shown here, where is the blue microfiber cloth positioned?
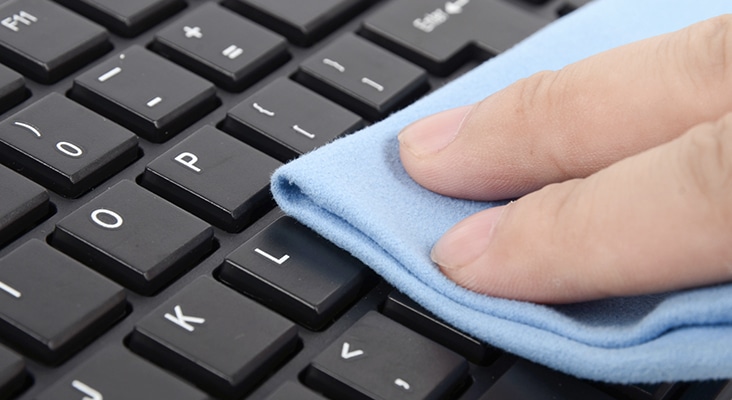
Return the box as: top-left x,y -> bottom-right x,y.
271,0 -> 732,383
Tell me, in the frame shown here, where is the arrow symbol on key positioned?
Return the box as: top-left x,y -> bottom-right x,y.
341,342 -> 364,359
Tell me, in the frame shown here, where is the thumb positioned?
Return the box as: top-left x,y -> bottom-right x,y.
432,113 -> 732,303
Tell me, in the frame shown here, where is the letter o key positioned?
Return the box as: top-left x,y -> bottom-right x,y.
91,209 -> 123,229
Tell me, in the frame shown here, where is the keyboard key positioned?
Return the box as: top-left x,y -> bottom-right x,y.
0,93 -> 138,197
140,125 -> 281,232
54,0 -> 186,37
361,0 -> 548,75
222,78 -> 364,161
0,165 -> 49,246
220,216 -> 373,330
265,381 -> 327,400
37,346 -> 210,400
295,33 -> 428,120
69,45 -> 218,143
223,0 -> 372,46
0,343 -> 26,398
151,3 -> 289,91
51,180 -> 214,295
479,359 -> 615,400
0,64 -> 26,114
0,240 -> 126,364
0,0 -> 110,83
129,276 -> 299,399
383,290 -> 499,365
304,311 -> 468,400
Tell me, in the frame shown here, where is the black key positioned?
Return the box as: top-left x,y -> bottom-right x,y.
54,0 -> 186,37
220,216 -> 372,330
0,93 -> 138,197
304,311 -> 468,400
295,34 -> 428,120
679,380 -> 732,400
0,165 -> 49,246
265,381 -> 327,400
223,0 -> 372,46
0,239 -> 126,364
140,125 -> 281,232
361,0 -> 548,75
222,78 -> 364,161
0,343 -> 26,398
383,290 -> 499,365
479,359 -> 615,400
598,381 -> 684,400
129,276 -> 299,399
151,3 -> 289,91
69,45 -> 218,142
51,180 -> 214,295
37,346 -> 210,400
0,64 -> 26,114
0,0 -> 110,83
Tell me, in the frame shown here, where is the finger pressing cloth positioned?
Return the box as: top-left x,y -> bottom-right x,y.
271,0 -> 732,383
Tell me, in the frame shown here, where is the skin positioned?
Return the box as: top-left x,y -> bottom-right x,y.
397,14 -> 732,303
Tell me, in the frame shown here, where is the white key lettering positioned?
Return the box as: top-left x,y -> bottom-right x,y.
164,305 -> 205,332
90,209 -> 123,229
56,141 -> 83,158
174,152 -> 202,173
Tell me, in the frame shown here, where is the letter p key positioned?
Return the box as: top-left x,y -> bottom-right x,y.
174,152 -> 202,173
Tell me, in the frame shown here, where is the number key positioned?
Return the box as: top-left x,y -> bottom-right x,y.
0,93 -> 138,198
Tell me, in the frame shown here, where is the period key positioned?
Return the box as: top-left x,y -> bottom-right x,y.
305,311 -> 468,400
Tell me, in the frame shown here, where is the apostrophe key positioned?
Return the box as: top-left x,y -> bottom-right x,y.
69,45 -> 218,142
220,216 -> 373,330
0,93 -> 138,198
0,240 -> 126,364
0,0 -> 110,83
221,78 -> 364,161
295,34 -> 428,120
151,3 -> 289,91
53,0 -> 186,37
50,180 -> 214,295
361,0 -> 548,75
36,346 -> 210,400
129,277 -> 299,399
140,125 -> 281,232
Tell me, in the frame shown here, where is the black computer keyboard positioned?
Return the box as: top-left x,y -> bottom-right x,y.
0,0 -> 729,399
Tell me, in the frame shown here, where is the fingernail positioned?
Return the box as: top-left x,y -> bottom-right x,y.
398,104 -> 475,157
431,206 -> 506,271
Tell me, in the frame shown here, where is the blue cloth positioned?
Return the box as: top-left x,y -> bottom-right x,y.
271,0 -> 732,383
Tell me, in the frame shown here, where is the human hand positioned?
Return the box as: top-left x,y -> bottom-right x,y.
398,15 -> 732,303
